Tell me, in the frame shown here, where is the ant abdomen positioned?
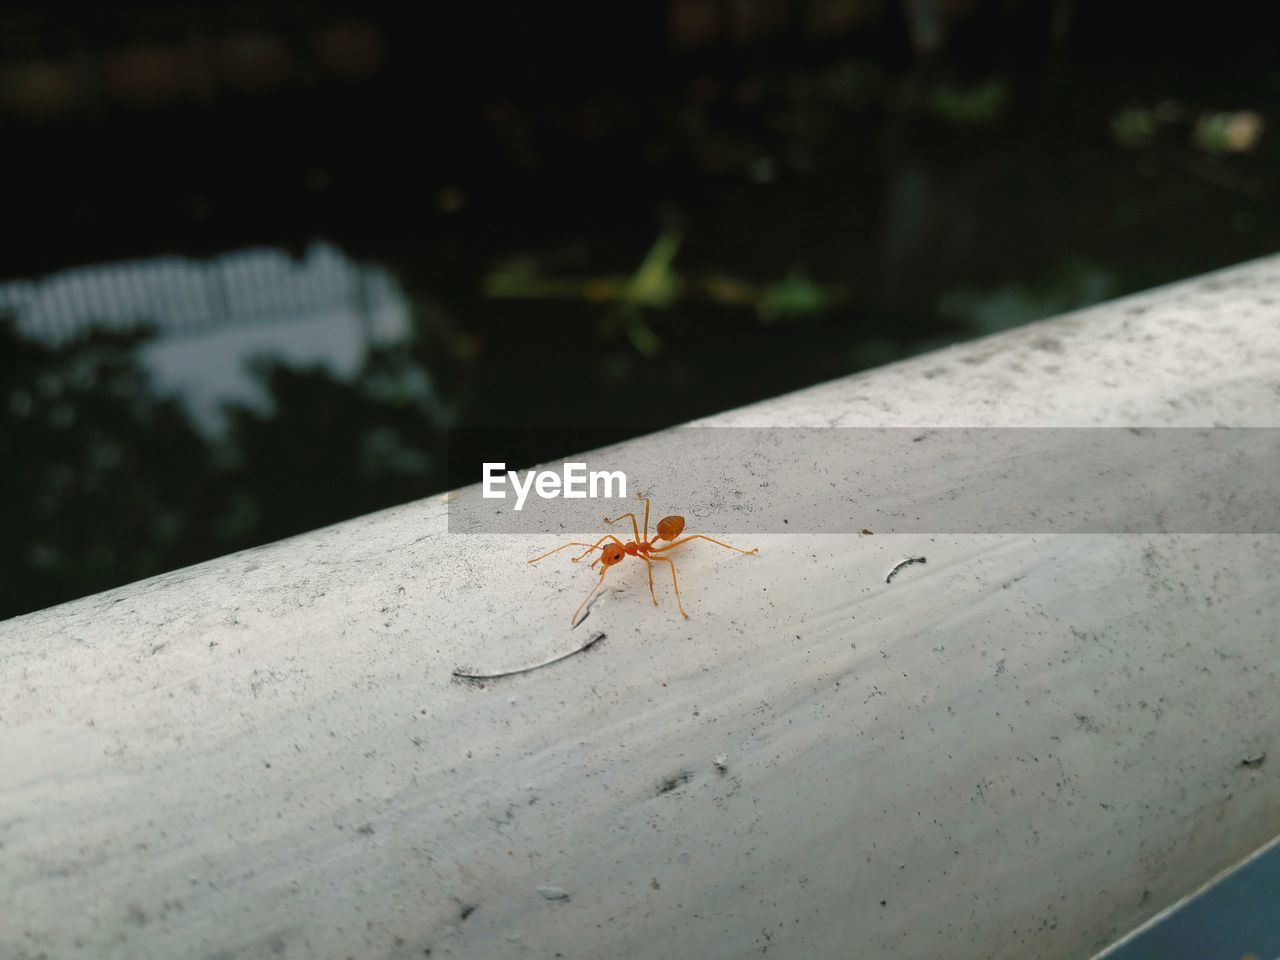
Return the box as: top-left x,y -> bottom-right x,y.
656,516 -> 685,541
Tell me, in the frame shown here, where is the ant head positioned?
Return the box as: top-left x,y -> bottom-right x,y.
601,542 -> 626,566
656,515 -> 685,541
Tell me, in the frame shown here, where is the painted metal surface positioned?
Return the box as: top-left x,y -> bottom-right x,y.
2,257 -> 1278,959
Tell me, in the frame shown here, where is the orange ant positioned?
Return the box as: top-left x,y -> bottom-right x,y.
529,493 -> 759,625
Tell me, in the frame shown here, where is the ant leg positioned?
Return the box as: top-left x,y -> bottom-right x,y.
649,535 -> 759,556
529,541 -> 604,565
603,511 -> 642,544
572,566 -> 611,626
652,555 -> 689,619
640,556 -> 659,605
573,534 -> 625,562
639,493 -> 651,541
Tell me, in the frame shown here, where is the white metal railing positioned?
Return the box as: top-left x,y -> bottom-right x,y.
2,255 -> 1278,960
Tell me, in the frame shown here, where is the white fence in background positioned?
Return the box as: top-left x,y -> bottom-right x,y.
0,241 -> 404,344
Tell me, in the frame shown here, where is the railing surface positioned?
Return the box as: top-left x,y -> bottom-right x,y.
2,256 -> 1278,960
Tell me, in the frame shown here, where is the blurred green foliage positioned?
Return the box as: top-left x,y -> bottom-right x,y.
927,78 -> 1009,126
0,319 -> 217,616
219,349 -> 445,545
0,316 -> 445,620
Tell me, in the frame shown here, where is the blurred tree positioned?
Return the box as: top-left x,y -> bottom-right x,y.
217,347 -> 446,547
0,317 -> 220,619
0,317 -> 448,621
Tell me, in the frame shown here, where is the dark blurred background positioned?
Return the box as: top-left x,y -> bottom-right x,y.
2,0 -> 1279,620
